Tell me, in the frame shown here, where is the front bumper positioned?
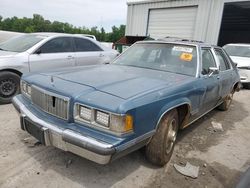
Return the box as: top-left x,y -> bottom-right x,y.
12,95 -> 154,164
12,96 -> 115,164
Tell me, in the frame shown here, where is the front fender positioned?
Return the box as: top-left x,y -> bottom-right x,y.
0,53 -> 29,73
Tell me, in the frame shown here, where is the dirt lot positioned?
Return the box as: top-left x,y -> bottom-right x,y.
0,90 -> 250,188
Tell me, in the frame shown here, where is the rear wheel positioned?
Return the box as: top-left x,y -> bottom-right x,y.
0,71 -> 20,104
145,109 -> 179,166
217,91 -> 234,111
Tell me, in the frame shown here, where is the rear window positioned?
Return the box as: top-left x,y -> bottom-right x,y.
74,37 -> 102,52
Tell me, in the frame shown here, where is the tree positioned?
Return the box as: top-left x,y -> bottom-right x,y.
0,14 -> 126,42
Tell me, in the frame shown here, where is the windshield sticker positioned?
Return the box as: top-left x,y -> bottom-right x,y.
173,46 -> 193,53
180,53 -> 193,62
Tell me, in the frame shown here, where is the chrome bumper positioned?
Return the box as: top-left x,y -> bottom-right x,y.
12,96 -> 115,165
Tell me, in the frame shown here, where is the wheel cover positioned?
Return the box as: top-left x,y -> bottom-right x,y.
0,79 -> 17,97
166,119 -> 177,154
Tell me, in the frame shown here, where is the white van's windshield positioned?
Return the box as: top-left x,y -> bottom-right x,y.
224,45 -> 250,58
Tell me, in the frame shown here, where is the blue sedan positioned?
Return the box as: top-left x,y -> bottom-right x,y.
12,39 -> 241,166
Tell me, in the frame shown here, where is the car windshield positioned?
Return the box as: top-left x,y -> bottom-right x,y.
0,34 -> 45,52
113,43 -> 198,76
224,45 -> 250,58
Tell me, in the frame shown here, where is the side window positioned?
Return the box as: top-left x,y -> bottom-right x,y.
39,37 -> 73,53
214,49 -> 231,71
201,49 -> 217,75
74,38 -> 102,52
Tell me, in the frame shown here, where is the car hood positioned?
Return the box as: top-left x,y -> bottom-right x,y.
40,65 -> 194,100
230,56 -> 250,67
0,50 -> 19,58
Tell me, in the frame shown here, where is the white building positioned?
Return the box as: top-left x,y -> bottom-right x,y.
125,0 -> 250,46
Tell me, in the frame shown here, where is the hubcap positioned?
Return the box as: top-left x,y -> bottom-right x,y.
0,79 -> 16,97
166,119 -> 177,154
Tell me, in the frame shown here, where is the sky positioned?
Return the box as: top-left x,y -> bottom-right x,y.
0,0 -> 132,32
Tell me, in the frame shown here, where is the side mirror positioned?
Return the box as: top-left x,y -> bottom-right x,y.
208,67 -> 219,77
35,49 -> 42,55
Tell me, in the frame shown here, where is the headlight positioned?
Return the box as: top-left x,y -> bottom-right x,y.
96,111 -> 110,127
21,80 -> 31,97
75,104 -> 133,135
79,106 -> 92,121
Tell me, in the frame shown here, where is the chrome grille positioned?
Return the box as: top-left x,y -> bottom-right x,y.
31,86 -> 69,120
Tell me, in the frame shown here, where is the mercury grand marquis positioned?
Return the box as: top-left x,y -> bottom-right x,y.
12,39 -> 241,166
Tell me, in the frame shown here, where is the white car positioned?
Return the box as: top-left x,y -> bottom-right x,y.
0,33 -> 119,104
223,43 -> 250,89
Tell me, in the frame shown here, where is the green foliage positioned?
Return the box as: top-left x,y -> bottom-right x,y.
0,14 -> 125,42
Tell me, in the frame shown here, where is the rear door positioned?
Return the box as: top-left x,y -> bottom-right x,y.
29,37 -> 75,72
213,48 -> 233,98
73,37 -> 105,66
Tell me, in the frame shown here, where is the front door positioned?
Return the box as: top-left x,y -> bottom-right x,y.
214,48 -> 234,98
199,48 -> 221,113
29,37 -> 75,72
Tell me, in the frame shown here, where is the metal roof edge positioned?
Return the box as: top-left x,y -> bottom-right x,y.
127,0 -> 170,5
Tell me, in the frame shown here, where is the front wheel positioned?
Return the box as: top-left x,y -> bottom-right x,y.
145,109 -> 179,166
0,71 -> 21,104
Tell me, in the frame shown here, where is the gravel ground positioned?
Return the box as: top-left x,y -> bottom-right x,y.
0,90 -> 249,188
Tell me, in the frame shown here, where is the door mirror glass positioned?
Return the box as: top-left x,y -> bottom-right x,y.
208,67 -> 219,77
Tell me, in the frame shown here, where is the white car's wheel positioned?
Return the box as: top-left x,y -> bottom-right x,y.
0,71 -> 20,104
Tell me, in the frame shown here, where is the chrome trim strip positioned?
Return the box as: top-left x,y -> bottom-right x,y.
115,130 -> 156,152
182,101 -> 223,129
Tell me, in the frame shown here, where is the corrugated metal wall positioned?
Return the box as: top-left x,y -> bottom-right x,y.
125,0 -> 249,45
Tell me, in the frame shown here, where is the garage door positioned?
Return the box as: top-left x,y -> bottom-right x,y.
147,6 -> 198,39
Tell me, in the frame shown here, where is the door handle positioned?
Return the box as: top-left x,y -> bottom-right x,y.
67,55 -> 74,59
99,53 -> 105,57
217,76 -> 220,79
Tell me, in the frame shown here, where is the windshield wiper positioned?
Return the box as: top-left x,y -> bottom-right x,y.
0,47 -> 6,51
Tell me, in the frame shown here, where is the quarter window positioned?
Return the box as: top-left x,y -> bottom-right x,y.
214,49 -> 231,71
74,38 -> 102,52
39,37 -> 73,53
201,49 -> 217,75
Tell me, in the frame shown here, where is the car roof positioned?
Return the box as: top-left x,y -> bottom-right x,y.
136,39 -> 218,48
28,32 -> 95,39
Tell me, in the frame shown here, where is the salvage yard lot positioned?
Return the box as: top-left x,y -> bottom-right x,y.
0,90 -> 250,188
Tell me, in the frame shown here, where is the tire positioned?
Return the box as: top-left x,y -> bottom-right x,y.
145,109 -> 179,166
217,91 -> 234,111
0,71 -> 21,104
